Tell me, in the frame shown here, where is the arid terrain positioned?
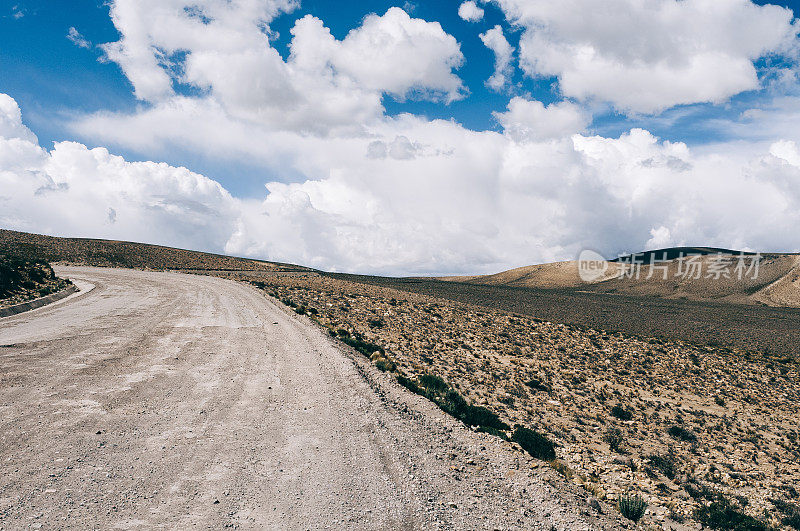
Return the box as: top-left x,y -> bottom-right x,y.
444,248 -> 800,308
0,229 -> 311,273
329,272 -> 800,358
0,253 -> 72,309
230,270 -> 800,530
0,267 -> 621,530
2,230 -> 800,529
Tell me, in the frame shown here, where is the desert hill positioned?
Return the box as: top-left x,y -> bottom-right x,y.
610,246 -> 755,262
0,229 -> 312,273
444,247 -> 800,307
4,230 -> 800,527
441,260 -> 624,289
4,229 -> 800,308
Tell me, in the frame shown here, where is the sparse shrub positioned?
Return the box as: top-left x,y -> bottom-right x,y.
462,405 -> 509,431
668,424 -> 697,442
340,336 -> 384,356
685,481 -> 717,501
397,374 -> 422,394
549,460 -> 573,479
441,388 -> 468,416
694,500 -> 769,530
618,492 -> 647,522
604,427 -> 625,453
370,351 -> 396,372
772,498 -> 799,514
38,285 -> 54,296
399,373 -> 509,433
647,453 -> 677,480
374,358 -> 395,372
771,499 -> 800,530
418,374 -> 449,394
512,425 -> 556,460
294,305 -> 306,314
715,396 -> 726,407
611,404 -> 633,421
784,512 -> 800,531
524,378 -> 550,393
367,318 -> 384,329
500,395 -> 515,406
306,307 -> 318,315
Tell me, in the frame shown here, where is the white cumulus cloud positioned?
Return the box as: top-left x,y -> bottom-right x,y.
7,89 -> 800,274
67,27 -> 91,49
479,25 -> 514,91
0,94 -> 239,252
458,1 -> 484,22
9,1 -> 800,274
494,0 -> 800,114
290,8 -> 465,103
97,2 -> 464,134
0,94 -> 38,143
495,98 -> 589,142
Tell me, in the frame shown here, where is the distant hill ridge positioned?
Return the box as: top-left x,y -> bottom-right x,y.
443,246 -> 800,308
609,246 -> 761,262
3,229 -> 799,307
0,229 -> 312,272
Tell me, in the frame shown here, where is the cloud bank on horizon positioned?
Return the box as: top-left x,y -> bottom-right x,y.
2,0 -> 800,274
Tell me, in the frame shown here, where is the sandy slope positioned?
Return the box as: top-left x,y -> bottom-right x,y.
442,260 -> 624,289
752,255 -> 800,307
446,252 -> 800,307
0,267 -> 623,530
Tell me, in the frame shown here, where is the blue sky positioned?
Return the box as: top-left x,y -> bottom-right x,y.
4,0 -> 796,197
2,1 -> 514,132
2,0 -> 524,198
2,0 -> 800,273
0,0 -> 504,196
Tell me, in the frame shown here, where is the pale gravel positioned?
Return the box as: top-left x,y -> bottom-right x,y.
0,267 -> 628,530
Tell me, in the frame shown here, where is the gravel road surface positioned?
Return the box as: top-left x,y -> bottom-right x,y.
0,267 -> 625,530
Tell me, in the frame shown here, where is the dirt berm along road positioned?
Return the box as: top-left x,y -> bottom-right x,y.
0,267 -> 625,530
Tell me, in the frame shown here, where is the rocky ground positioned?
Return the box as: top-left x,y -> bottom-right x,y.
0,254 -> 71,308
0,229 -> 309,272
219,271 -> 800,530
326,272 -> 800,357
1,267 -> 626,530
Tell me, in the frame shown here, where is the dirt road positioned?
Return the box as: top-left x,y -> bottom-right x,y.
0,267 -> 623,530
